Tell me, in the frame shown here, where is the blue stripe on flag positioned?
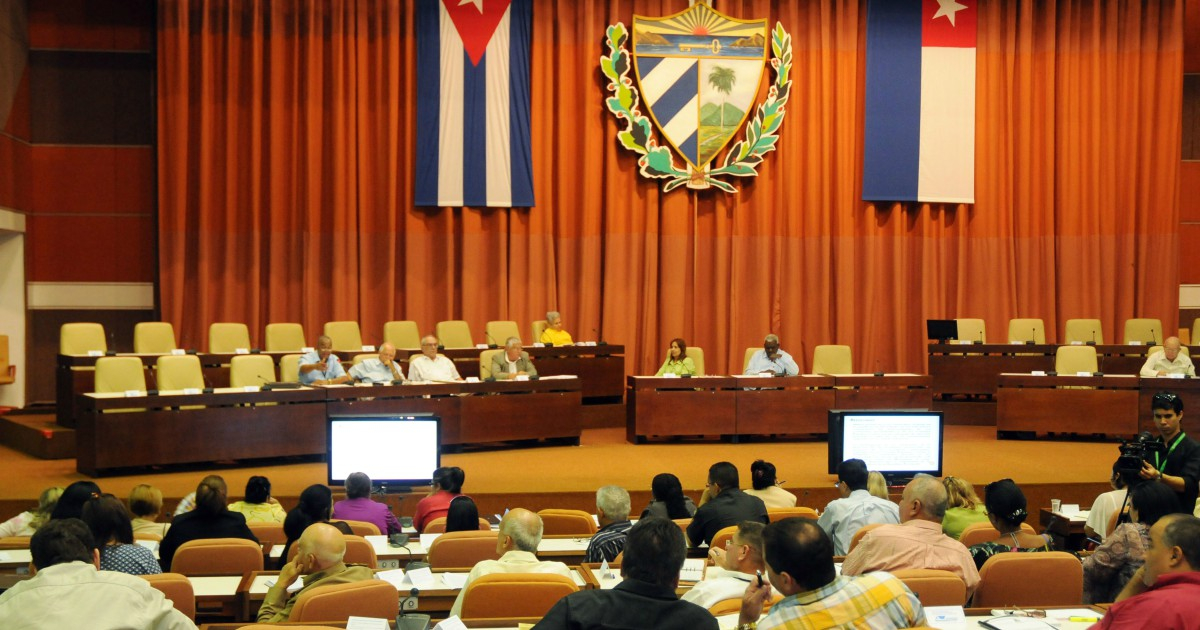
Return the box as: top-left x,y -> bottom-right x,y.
862,0 -> 922,202
650,62 -> 698,125
678,131 -> 698,165
414,0 -> 441,206
507,0 -> 534,206
638,56 -> 664,75
462,50 -> 488,207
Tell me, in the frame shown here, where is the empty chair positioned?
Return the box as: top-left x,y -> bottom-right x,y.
537,509 -> 597,536
687,346 -> 706,376
426,530 -> 501,570
459,573 -> 578,621
767,507 -> 819,522
383,320 -> 421,349
423,516 -> 492,533
710,525 -> 738,550
134,322 -> 178,354
531,320 -> 549,344
958,522 -> 1038,548
324,321 -> 364,351
289,580 -> 400,623
437,320 -> 475,348
230,354 -> 276,387
60,322 -> 107,355
811,345 -> 852,375
479,349 -> 504,379
264,323 -> 306,352
278,353 -> 303,383
972,552 -> 1083,607
1055,346 -> 1098,375
1124,318 -> 1164,345
0,335 -> 13,386
1192,318 -> 1200,347
140,573 -> 196,621
485,321 -> 522,346
1007,319 -> 1045,344
208,323 -> 251,353
1064,319 -> 1105,345
891,569 -> 967,607
955,319 -> 987,344
95,357 -> 147,393
170,538 -> 263,575
154,355 -> 205,391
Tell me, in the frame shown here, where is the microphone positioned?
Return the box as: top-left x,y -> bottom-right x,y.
1150,328 -> 1157,346
1027,327 -> 1036,345
593,328 -> 607,345
485,330 -> 499,349
1088,330 -> 1097,346
977,330 -> 984,345
873,359 -> 884,378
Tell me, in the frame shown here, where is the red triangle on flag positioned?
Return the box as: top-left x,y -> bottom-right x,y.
443,0 -> 513,66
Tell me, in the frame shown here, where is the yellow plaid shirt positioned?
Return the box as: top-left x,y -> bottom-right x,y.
755,572 -> 925,629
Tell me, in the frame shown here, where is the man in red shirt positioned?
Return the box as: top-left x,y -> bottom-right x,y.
1093,514 -> 1200,629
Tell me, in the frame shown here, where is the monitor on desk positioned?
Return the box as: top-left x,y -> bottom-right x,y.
827,410 -> 943,483
328,414 -> 440,488
926,319 -> 958,342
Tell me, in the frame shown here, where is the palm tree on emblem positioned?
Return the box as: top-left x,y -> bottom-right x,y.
707,65 -> 736,127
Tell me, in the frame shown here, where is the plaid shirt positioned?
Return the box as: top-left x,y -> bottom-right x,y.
586,520 -> 633,563
756,572 -> 924,630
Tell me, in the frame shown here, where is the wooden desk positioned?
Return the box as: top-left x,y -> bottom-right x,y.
626,376 -> 738,442
1039,508 -> 1090,552
411,345 -> 624,401
1137,376 -> 1200,434
831,374 -> 932,410
996,374 -> 1139,436
731,375 -> 835,435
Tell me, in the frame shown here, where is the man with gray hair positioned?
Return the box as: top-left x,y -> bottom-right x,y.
491,336 -> 538,379
744,334 -> 799,376
257,522 -> 375,622
587,486 -> 633,562
539,310 -> 574,346
450,508 -> 571,617
407,335 -> 463,382
842,475 -> 979,599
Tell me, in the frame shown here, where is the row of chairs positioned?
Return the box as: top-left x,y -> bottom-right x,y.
960,317 -> 1195,345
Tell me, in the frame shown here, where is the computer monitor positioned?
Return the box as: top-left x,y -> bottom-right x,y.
926,319 -> 958,342
327,414 -> 440,488
827,410 -> 943,483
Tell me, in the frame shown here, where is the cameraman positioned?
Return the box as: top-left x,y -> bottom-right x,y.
1140,391 -> 1200,512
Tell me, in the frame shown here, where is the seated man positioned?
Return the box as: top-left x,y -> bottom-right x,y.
744,334 -> 799,376
0,518 -> 196,629
737,517 -> 925,629
449,508 -> 572,617
817,458 -> 901,556
534,517 -> 718,630
1140,337 -> 1196,377
586,485 -> 633,563
539,310 -> 574,346
407,335 -> 463,382
491,337 -> 538,380
682,521 -> 767,610
841,475 -> 979,599
298,335 -> 351,386
347,342 -> 405,383
257,522 -> 375,622
688,462 -> 769,547
1095,514 -> 1200,629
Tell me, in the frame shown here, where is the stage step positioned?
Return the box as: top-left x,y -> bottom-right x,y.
0,413 -> 74,459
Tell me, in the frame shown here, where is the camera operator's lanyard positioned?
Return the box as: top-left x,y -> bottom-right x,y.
1154,432 -> 1187,471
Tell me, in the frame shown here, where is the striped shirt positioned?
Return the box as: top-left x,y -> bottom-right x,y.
756,573 -> 924,630
586,520 -> 633,563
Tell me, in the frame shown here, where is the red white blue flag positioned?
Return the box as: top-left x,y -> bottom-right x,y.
862,0 -> 976,204
415,0 -> 534,208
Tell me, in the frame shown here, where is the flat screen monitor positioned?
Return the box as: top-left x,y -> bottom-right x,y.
926,319 -> 958,341
328,414 -> 440,487
827,410 -> 943,481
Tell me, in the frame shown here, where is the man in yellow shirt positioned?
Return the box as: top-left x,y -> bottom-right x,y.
540,311 -> 574,346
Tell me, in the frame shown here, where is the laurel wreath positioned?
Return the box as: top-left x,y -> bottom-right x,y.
600,22 -> 793,193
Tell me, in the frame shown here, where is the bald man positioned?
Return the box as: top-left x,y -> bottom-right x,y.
1141,337 -> 1196,378
348,342 -> 405,383
298,335 -> 351,386
257,523 -> 374,622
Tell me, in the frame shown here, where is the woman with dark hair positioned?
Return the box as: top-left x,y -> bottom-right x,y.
413,467 -> 466,532
744,460 -> 797,508
159,475 -> 258,570
0,486 -> 63,537
332,472 -> 402,534
640,473 -> 696,520
81,494 -> 160,575
444,496 -> 482,533
228,476 -> 286,523
281,484 -> 353,562
654,338 -> 697,376
1083,481 -> 1182,603
49,481 -> 102,521
967,479 -> 1053,569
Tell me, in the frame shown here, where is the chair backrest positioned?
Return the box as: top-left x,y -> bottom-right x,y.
154,355 -> 204,391
486,321 -> 522,346
351,353 -> 373,367
208,323 -> 252,353
324,321 -> 364,351
459,573 -> 578,621
531,320 -> 549,343
170,537 -> 263,575
1193,318 -> 1200,348
710,525 -> 738,550
1124,318 -> 1164,345
246,523 -> 287,545
289,579 -> 399,623
1007,318 -> 1046,344
437,320 -> 475,348
958,522 -> 1037,548
95,356 -> 147,393
1064,319 -> 1105,345
479,349 -> 504,379
1055,345 -> 1098,375
767,507 -> 819,522
343,535 -> 378,568
847,523 -> 884,554
672,518 -> 691,540
60,322 -> 107,355
279,353 -> 303,383
956,318 -> 987,344
426,530 -> 501,570
973,552 -> 1083,607
891,569 -> 967,607
1148,345 -> 1190,358
423,517 -> 492,533
134,322 -> 177,354
686,346 -> 706,376
383,321 -> 421,349
811,344 -> 852,375
537,509 -> 597,536
140,572 -> 196,621
0,335 -> 11,385
230,354 -> 276,387
264,323 -> 306,352
340,520 -> 381,536
743,347 -> 759,372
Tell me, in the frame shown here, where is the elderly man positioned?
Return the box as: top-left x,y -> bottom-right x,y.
449,508 -> 571,617
298,335 -> 351,385
737,518 -> 924,630
1139,391 -> 1200,513
491,337 -> 538,380
587,486 -> 633,563
1094,514 -> 1200,629
347,342 -> 405,383
688,462 -> 769,547
257,522 -> 375,622
539,310 -> 574,346
817,458 -> 900,556
683,521 -> 767,610
1140,337 -> 1196,377
407,335 -> 462,382
744,334 -> 799,376
841,474 -> 979,599
534,518 -> 718,630
0,519 -> 196,629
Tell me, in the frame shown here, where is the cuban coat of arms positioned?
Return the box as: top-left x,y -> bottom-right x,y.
601,1 -> 793,193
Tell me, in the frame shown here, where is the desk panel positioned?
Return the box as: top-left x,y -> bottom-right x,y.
996,374 -> 1139,436
831,374 -> 932,410
626,377 -> 738,441
732,376 -> 834,435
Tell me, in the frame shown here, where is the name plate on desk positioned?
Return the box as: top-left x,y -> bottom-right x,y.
532,342 -> 545,347
302,346 -> 314,353
182,388 -> 201,395
235,348 -> 250,354
1031,371 -> 1047,376
87,350 -> 104,357
1071,341 -> 1084,345
170,348 -> 186,355
1168,373 -> 1187,379
361,345 -> 376,351
1076,371 -> 1092,377
124,390 -> 142,397
475,343 -> 488,349
243,385 -> 260,392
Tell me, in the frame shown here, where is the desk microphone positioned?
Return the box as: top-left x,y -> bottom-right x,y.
593,328 -> 607,345
1088,330 -> 1097,346
1149,328 -> 1157,346
485,330 -> 499,349
1027,327 -> 1036,345
873,359 -> 884,378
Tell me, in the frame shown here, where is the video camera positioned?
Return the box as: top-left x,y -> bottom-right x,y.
1116,431 -> 1168,477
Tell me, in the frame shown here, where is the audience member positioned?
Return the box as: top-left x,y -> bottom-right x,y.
641,473 -> 696,520
0,519 -> 195,629
688,462 -> 769,547
1084,481 -> 1181,604
159,475 -> 258,570
683,521 -> 767,610
1086,461 -> 1139,541
281,484 -> 353,563
0,486 -> 62,537
535,517 -> 718,630
49,481 -> 101,521
332,472 -> 402,534
80,494 -> 161,576
941,476 -> 989,540
816,459 -> 900,556
745,460 -> 798,508
586,485 -> 633,563
1140,391 -> 1200,511
1092,514 -> 1200,629
842,475 -> 979,599
966,479 -> 1052,569
655,338 -> 697,376
129,484 -> 170,538
414,466 -> 465,532
256,522 -> 375,622
445,495 -> 482,533
744,334 -> 799,376
737,517 -> 925,629
449,508 -> 572,617
539,310 -> 574,346
228,475 -> 287,523
406,335 -> 463,382
867,471 -> 890,500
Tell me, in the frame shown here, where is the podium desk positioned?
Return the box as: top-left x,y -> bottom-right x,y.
626,376 -> 738,442
731,375 -> 835,435
995,374 -> 1139,437
928,343 -> 1056,397
399,344 -> 624,401
1137,376 -> 1200,434
830,374 -> 932,410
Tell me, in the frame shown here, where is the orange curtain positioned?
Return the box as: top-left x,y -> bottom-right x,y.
157,0 -> 1181,375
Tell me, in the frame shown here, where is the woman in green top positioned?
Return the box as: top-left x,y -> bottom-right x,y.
655,338 -> 697,376
942,476 -> 989,540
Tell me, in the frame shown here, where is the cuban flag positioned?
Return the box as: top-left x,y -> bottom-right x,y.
862,0 -> 976,204
415,0 -> 534,208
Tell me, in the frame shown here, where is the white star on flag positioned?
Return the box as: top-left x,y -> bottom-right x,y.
932,0 -> 968,27
459,0 -> 484,13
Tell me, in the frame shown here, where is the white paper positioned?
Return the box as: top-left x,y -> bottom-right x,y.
433,616 -> 469,630
362,345 -> 376,352
375,568 -> 407,589
407,566 -> 437,589
475,343 -> 488,349
441,572 -> 468,589
662,372 -> 679,378
678,558 -> 705,582
243,385 -> 260,392
925,606 -> 965,623
1043,608 -> 1102,620
1169,373 -> 1186,379
346,616 -> 390,630
1031,371 -> 1046,376
532,342 -> 544,347
301,346 -> 315,352
1071,340 -> 1083,345
515,374 -> 529,381
1076,371 -> 1093,377
419,533 -> 440,549
0,552 -> 10,561
465,376 -> 479,383
264,576 -> 304,593
135,540 -> 159,553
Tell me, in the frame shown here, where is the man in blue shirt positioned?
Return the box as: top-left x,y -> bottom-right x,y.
347,343 -> 404,383
745,334 -> 799,376
298,335 -> 349,386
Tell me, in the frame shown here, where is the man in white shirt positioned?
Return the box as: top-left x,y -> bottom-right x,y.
407,335 -> 463,382
1140,337 -> 1196,377
683,521 -> 766,610
817,459 -> 900,556
347,342 -> 405,383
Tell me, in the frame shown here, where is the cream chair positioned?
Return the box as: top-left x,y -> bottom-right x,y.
289,580 -> 399,623
324,321 -> 364,351
60,323 -> 107,355
811,345 -> 852,375
1055,346 -> 1098,374
1007,318 -> 1045,344
383,320 -> 421,349
208,323 -> 251,353
95,357 -> 147,393
171,538 -> 263,575
972,552 -> 1083,607
1191,318 -> 1200,347
1124,318 -> 1163,345
955,318 -> 986,344
0,335 -> 15,386
263,323 -> 306,352
537,509 -> 597,536
686,346 -> 706,376
350,353 -> 374,367
1064,319 -> 1105,345
279,353 -> 302,383
134,322 -> 177,354
891,569 -> 967,607
140,573 -> 196,621
230,355 -> 276,387
531,320 -> 549,344
486,321 -> 522,346
459,573 -> 578,621
479,349 -> 503,379
743,347 -> 759,373
437,320 -> 475,348
154,355 -> 205,391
